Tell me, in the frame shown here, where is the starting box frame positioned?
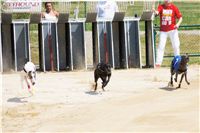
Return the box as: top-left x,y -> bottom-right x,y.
39,20 -> 59,72
0,21 -> 2,73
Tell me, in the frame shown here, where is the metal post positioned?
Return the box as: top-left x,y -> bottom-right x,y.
153,27 -> 157,63
124,21 -> 128,69
0,22 -> 2,72
110,21 -> 115,69
24,23 -> 28,60
127,21 -> 131,67
144,21 -> 155,68
47,23 -> 54,71
41,24 -> 46,72
69,23 -> 73,70
55,23 -> 59,71
137,19 -> 142,69
13,23 -> 17,71
145,21 -> 149,66
97,22 -> 101,63
27,23 -> 31,62
83,22 -> 87,70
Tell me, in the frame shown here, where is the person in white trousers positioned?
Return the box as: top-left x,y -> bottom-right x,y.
153,0 -> 183,67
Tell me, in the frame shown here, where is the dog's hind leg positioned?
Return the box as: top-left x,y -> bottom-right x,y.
177,73 -> 184,88
184,72 -> 190,85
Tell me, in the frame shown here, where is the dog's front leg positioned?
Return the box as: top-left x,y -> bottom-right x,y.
101,76 -> 107,91
94,75 -> 99,91
174,73 -> 178,82
24,77 -> 31,90
168,71 -> 174,87
177,73 -> 184,88
94,82 -> 98,91
104,75 -> 111,88
169,74 -> 174,87
184,71 -> 190,85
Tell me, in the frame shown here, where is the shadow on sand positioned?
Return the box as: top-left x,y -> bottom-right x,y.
7,96 -> 30,103
85,91 -> 100,95
159,86 -> 179,91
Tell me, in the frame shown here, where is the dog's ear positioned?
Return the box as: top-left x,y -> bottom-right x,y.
185,53 -> 189,62
107,64 -> 111,68
106,64 -> 112,72
97,63 -> 101,69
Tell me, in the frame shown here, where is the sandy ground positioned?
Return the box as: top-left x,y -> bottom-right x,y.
1,65 -> 199,132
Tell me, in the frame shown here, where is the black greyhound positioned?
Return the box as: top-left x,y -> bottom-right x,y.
94,63 -> 111,91
168,54 -> 190,88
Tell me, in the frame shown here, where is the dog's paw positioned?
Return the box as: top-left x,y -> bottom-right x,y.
176,85 -> 181,89
168,82 -> 173,87
28,86 -> 36,95
28,89 -> 35,96
187,82 -> 190,85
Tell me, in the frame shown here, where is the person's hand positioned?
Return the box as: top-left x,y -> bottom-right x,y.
152,8 -> 155,13
174,24 -> 180,29
152,8 -> 158,15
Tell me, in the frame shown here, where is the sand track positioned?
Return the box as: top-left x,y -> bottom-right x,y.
1,66 -> 199,132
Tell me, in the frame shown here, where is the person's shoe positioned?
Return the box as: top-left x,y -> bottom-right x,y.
155,64 -> 161,68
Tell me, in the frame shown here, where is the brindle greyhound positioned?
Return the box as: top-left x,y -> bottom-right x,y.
94,63 -> 111,91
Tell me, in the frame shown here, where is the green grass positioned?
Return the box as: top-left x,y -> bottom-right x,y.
29,25 -> 39,65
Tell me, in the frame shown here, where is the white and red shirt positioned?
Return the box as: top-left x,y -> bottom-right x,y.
157,3 -> 182,32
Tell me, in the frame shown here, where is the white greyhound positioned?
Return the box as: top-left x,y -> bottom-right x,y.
20,61 -> 36,94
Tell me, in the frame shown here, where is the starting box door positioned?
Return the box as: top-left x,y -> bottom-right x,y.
39,21 -> 59,72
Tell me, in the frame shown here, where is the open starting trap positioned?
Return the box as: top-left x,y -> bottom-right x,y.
1,13 -> 30,72
89,15 -> 142,69
0,0 -> 156,72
